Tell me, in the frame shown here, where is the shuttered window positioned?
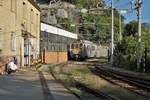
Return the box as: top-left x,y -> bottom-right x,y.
36,14 -> 39,35
0,29 -> 3,49
11,0 -> 16,12
30,9 -> 34,23
11,32 -> 16,51
30,9 -> 34,33
23,2 -> 27,19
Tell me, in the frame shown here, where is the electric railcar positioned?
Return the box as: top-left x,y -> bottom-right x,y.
68,40 -> 98,60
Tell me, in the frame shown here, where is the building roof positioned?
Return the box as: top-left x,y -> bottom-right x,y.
28,0 -> 41,11
41,22 -> 78,39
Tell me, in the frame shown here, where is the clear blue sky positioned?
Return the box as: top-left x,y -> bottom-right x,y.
105,0 -> 150,23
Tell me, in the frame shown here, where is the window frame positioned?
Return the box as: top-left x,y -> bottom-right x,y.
11,32 -> 16,51
11,0 -> 16,12
22,2 -> 27,19
0,29 -> 3,49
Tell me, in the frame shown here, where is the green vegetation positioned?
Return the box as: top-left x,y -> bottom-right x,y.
114,21 -> 150,72
124,21 -> 138,36
75,0 -> 105,8
75,0 -> 120,44
57,17 -> 76,32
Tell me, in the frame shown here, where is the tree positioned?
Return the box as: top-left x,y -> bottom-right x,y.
114,23 -> 150,72
75,0 -> 105,8
124,21 -> 138,36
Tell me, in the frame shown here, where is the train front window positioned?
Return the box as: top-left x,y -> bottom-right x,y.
71,44 -> 74,49
79,43 -> 82,48
76,44 -> 78,48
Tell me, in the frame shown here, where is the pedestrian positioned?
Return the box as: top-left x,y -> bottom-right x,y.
7,59 -> 17,74
14,57 -> 18,65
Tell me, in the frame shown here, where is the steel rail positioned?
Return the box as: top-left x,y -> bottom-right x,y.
95,66 -> 150,90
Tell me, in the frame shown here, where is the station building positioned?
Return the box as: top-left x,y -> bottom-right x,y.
40,22 -> 77,63
0,0 -> 40,70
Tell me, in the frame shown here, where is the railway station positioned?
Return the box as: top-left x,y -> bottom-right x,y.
0,0 -> 150,100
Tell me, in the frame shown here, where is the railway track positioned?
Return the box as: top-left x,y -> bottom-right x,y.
75,82 -> 120,100
55,61 -> 150,99
92,66 -> 150,98
50,62 -> 119,100
69,61 -> 150,97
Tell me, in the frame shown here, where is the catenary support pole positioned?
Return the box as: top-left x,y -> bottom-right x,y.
136,0 -> 142,70
111,0 -> 114,66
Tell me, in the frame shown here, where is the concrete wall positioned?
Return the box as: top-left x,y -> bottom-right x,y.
42,51 -> 68,64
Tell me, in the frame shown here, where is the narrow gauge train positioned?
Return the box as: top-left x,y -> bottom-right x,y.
68,40 -> 98,60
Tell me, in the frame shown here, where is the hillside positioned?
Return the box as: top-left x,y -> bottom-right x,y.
142,23 -> 150,30
36,0 -> 76,4
37,0 -> 120,44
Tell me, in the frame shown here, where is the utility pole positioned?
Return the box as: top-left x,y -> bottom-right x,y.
135,0 -> 142,70
111,0 -> 114,66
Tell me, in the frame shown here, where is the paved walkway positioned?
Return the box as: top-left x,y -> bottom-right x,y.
0,69 -> 44,100
0,67 -> 79,100
43,72 -> 79,100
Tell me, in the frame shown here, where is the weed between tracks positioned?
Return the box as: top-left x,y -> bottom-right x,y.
49,63 -> 149,100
